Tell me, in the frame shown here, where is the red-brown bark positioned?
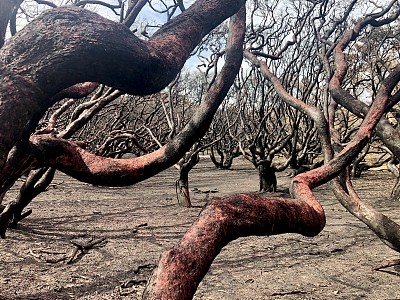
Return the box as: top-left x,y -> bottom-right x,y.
332,171 -> 400,252
144,193 -> 325,300
18,1 -> 246,188
51,82 -> 99,103
0,0 -> 245,174
144,8 -> 326,298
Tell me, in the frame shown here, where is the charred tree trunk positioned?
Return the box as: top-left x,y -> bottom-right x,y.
258,163 -> 277,193
176,153 -> 200,208
391,178 -> 400,201
9,167 -> 56,228
209,145 -> 239,169
222,154 -> 236,169
387,158 -> 400,201
176,173 -> 191,208
209,146 -> 226,169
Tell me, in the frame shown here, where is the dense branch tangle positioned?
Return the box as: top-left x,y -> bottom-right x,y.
244,0 -> 400,251
0,0 -> 246,176
0,0 -> 399,299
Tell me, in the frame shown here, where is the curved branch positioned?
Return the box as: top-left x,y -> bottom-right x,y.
1,1 -> 244,96
145,8 -> 325,297
144,193 -> 325,299
34,0 -> 58,8
123,0 -> 148,28
27,2 -> 246,187
51,82 -> 99,103
332,170 -> 400,252
0,0 -> 244,171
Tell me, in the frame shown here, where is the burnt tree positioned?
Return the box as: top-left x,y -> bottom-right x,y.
0,0 -> 399,299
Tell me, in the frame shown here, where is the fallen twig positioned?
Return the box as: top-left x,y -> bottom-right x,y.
121,278 -> 148,288
70,237 -> 107,250
132,263 -> 156,274
28,237 -> 107,264
191,188 -> 219,194
119,263 -> 156,296
67,237 -> 107,264
271,290 -> 308,296
372,258 -> 400,271
29,248 -> 67,263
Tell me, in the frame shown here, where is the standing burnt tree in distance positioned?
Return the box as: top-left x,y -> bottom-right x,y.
0,0 -> 399,299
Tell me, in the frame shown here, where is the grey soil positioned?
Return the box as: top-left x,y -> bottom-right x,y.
0,157 -> 399,299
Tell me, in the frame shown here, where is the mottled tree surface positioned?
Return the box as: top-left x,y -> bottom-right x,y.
0,159 -> 399,299
0,0 -> 245,178
0,0 -> 399,298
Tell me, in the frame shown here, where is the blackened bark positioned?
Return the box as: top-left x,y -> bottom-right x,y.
0,0 -> 245,174
176,153 -> 200,208
210,146 -> 239,169
0,0 -> 22,48
10,167 -> 56,228
258,164 -> 277,192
